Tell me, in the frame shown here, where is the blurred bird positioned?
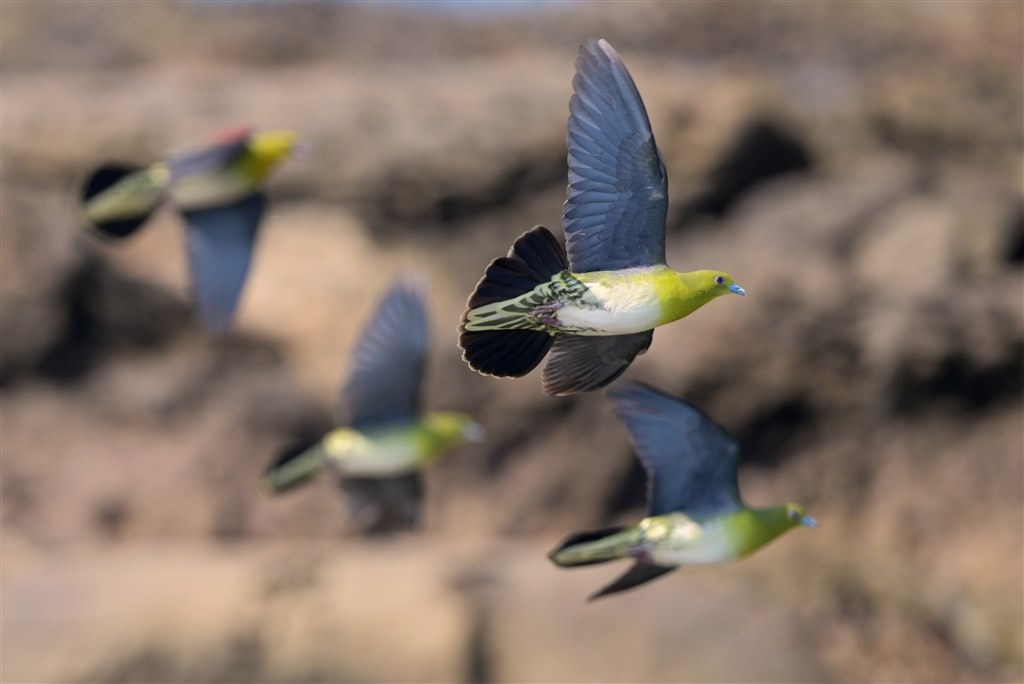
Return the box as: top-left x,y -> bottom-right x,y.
79,127 -> 298,332
261,276 -> 484,533
549,382 -> 815,600
459,39 -> 745,396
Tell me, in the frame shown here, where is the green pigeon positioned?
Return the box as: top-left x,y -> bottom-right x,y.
549,382 -> 815,600
459,39 -> 745,396
262,276 -> 484,531
79,127 -> 298,332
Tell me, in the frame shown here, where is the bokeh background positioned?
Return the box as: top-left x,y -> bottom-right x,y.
2,2 -> 1022,682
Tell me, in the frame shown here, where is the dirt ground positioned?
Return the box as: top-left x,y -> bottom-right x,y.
2,2 -> 1022,682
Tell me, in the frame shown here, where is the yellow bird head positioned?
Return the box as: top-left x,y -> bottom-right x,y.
784,502 -> 817,528
699,270 -> 746,298
423,412 -> 486,445
245,129 -> 299,180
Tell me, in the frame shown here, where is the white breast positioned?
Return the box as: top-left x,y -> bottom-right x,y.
323,429 -> 420,477
555,276 -> 662,335
642,515 -> 740,566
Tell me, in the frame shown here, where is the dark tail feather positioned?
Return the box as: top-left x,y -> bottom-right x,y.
459,329 -> 553,378
459,226 -> 567,377
547,525 -> 629,567
261,439 -> 326,494
465,225 -> 568,308
80,163 -> 158,239
589,562 -> 676,601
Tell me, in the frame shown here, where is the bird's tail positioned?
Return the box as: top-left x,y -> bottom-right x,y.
260,440 -> 328,494
547,525 -> 639,567
80,163 -> 167,239
459,226 -> 568,378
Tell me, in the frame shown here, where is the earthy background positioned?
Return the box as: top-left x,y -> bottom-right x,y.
2,1 -> 1022,682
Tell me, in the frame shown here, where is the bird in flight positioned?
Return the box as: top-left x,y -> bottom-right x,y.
261,276 -> 484,533
79,127 -> 298,332
459,39 -> 745,395
549,381 -> 815,600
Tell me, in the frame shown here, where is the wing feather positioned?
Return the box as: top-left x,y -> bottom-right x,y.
340,277 -> 429,428
563,39 -> 668,273
608,382 -> 741,517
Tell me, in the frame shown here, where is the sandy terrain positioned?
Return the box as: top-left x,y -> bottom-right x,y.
1,2 -> 1021,682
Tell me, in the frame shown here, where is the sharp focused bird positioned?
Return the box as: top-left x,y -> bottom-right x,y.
549,381 -> 815,600
459,39 -> 745,396
261,276 -> 484,532
79,127 -> 298,332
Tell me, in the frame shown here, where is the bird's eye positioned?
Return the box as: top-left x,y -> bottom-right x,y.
788,508 -> 800,521
714,275 -> 725,285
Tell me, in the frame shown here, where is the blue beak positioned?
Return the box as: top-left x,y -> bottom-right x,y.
464,422 -> 487,443
801,515 -> 818,528
727,283 -> 746,296
293,140 -> 312,160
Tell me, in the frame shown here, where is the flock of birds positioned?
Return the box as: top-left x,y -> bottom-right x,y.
78,38 -> 814,601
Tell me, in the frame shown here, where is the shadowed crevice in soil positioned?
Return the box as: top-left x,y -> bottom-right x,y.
672,118 -> 814,230
736,395 -> 817,469
10,257 -> 192,386
888,341 -> 1024,415
367,150 -> 566,241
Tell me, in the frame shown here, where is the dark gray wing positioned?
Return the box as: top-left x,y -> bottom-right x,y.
340,276 -> 428,429
541,330 -> 653,396
182,192 -> 265,333
589,562 -> 675,601
563,38 -> 668,273
167,132 -> 249,180
608,381 -> 742,517
338,473 -> 424,535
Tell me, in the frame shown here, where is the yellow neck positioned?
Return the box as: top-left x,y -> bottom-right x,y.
654,270 -> 723,325
240,130 -> 296,183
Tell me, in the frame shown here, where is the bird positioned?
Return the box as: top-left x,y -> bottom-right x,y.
261,275 -> 484,533
459,39 -> 746,396
548,381 -> 815,600
79,127 -> 298,332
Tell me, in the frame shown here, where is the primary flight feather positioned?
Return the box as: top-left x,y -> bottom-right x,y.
459,39 -> 745,396
79,127 -> 298,333
548,381 -> 815,600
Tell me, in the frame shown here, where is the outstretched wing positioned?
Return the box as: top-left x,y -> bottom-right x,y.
541,330 -> 653,396
563,38 -> 668,273
339,276 -> 429,429
608,382 -> 741,517
182,192 -> 265,333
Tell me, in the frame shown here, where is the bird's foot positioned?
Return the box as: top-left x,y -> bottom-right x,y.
530,303 -> 562,329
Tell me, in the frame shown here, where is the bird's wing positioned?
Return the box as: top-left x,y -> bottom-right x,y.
181,192 -> 265,333
167,134 -> 249,180
563,38 -> 668,273
541,330 -> 653,396
589,562 -> 675,601
608,381 -> 742,517
337,473 -> 424,534
339,276 -> 429,429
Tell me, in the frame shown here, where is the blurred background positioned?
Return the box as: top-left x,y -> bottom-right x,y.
2,1 -> 1022,682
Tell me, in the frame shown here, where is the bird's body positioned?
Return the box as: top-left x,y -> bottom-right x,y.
459,39 -> 745,395
264,413 -> 480,487
261,278 -> 483,533
549,382 -> 814,600
79,128 -> 297,332
464,266 -> 737,336
550,508 -> 805,569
